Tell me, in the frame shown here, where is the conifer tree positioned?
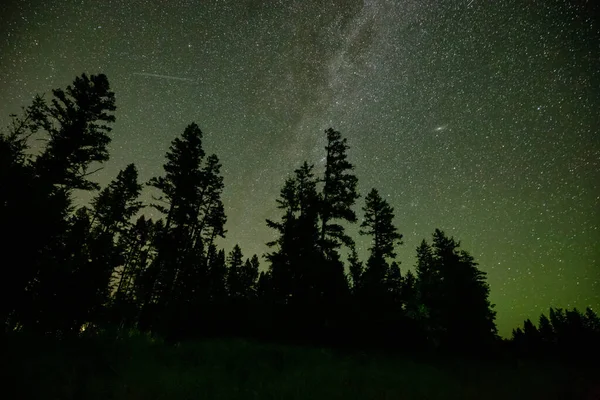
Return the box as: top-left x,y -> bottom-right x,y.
416,229 -> 497,350
359,188 -> 403,295
148,123 -> 205,234
347,245 -> 364,293
319,128 -> 359,255
31,73 -> 116,191
111,215 -> 156,325
226,245 -> 245,300
6,73 -> 117,334
585,307 -> 599,333
538,313 -> 554,346
360,189 -> 403,260
193,154 -> 227,250
146,123 -> 226,318
401,270 -> 419,318
386,261 -> 403,304
239,255 -> 260,299
91,163 -> 143,235
266,162 -> 321,303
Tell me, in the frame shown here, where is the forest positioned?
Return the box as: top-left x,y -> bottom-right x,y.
1,73 -> 599,399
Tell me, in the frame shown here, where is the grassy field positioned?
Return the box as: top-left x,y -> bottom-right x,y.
3,331 -> 599,400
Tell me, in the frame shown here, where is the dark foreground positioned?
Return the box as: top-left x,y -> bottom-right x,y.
3,332 -> 599,400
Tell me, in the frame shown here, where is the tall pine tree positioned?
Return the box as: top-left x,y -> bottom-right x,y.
415,229 -> 497,351
319,128 -> 359,256
145,122 -> 226,335
359,188 -> 403,295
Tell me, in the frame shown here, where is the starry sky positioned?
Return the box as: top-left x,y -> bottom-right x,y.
1,0 -> 598,337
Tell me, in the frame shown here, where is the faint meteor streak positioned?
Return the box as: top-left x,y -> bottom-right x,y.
133,72 -> 197,83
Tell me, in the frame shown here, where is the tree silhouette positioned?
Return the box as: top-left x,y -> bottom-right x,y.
347,245 -> 364,293
91,163 -> 143,235
266,162 -> 321,304
240,255 -> 260,300
319,128 -> 359,256
360,189 -> 403,260
226,245 -> 245,300
401,270 -> 419,319
359,188 -> 403,297
538,313 -> 554,347
415,229 -> 497,351
2,73 -> 118,335
386,261 -> 403,305
351,189 -> 404,348
110,215 -> 156,330
145,123 -> 226,333
31,73 -> 116,191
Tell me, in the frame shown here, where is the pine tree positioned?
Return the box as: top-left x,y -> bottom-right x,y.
148,123 -> 205,234
416,229 -> 497,351
359,188 -> 403,295
193,154 -> 227,250
5,73 -> 117,334
256,270 -> 272,300
319,128 -> 359,255
146,123 -> 226,319
67,163 -> 145,331
584,307 -> 599,333
91,163 -> 143,235
31,73 -> 116,191
347,245 -> 364,293
413,239 -> 441,338
522,318 -> 540,354
415,239 -> 436,292
386,261 -> 402,304
111,215 -> 156,329
239,255 -> 260,299
401,270 -> 418,317
360,189 -> 403,261
538,313 -> 554,346
266,162 -> 321,303
226,245 -> 245,300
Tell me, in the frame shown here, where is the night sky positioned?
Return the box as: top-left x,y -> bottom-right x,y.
1,0 -> 598,337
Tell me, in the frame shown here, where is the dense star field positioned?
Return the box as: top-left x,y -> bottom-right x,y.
1,0 -> 598,337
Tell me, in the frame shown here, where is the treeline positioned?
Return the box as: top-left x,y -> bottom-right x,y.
512,307 -> 600,360
1,73 -> 597,360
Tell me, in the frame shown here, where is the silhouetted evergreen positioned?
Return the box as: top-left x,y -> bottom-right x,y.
110,215 -> 156,331
91,163 -> 143,235
359,188 -> 403,295
31,73 -> 116,191
351,188 -> 405,348
144,123 -> 226,337
415,230 -> 497,352
1,73 -> 117,336
319,128 -> 360,256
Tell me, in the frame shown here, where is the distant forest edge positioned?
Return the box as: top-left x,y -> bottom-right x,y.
1,73 -> 598,360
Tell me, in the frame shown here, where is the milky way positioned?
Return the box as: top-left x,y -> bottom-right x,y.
1,0 -> 598,336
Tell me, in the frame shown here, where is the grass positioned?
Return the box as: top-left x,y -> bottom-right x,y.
2,331 -> 598,399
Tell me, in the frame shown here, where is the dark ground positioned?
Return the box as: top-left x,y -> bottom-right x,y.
3,331 -> 599,400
